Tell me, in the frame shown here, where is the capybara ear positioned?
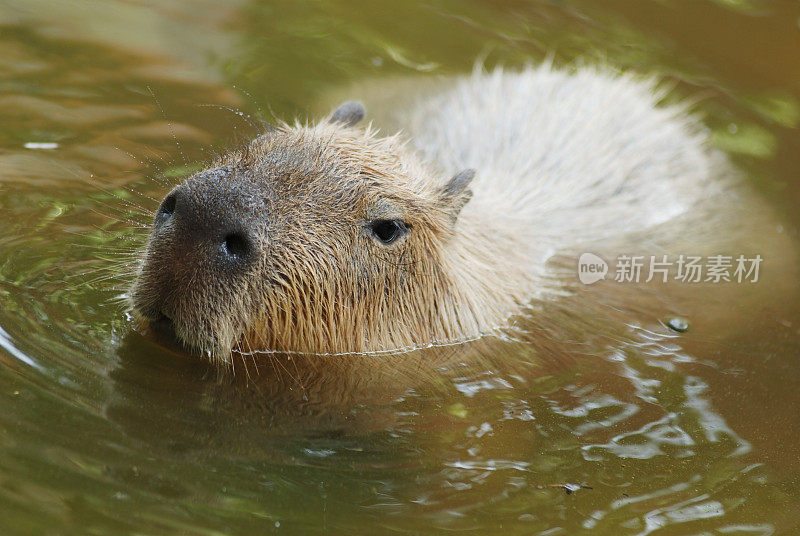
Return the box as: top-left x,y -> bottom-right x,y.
329,101 -> 366,127
440,169 -> 475,221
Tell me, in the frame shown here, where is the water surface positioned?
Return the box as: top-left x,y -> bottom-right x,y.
1,1 -> 799,534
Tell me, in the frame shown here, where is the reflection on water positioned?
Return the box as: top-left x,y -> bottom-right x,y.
1,0 -> 799,534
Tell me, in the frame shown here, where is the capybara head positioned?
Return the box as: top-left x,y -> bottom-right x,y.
129,102 -> 480,363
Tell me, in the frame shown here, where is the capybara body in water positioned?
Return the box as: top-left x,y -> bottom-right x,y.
130,65 -> 787,365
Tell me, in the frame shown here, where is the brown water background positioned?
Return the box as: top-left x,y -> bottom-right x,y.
1,1 -> 799,534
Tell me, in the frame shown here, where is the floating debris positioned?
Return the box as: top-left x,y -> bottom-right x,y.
535,482 -> 593,495
666,317 -> 690,333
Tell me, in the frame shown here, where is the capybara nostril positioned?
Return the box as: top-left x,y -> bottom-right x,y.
221,231 -> 251,261
156,190 -> 178,225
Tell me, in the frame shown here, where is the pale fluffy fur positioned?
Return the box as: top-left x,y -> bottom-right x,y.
412,65 -> 725,262
397,65 -> 730,327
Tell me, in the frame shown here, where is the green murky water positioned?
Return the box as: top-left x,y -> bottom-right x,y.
1,1 -> 800,534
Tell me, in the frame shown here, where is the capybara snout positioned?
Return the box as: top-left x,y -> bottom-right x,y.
152,167 -> 266,273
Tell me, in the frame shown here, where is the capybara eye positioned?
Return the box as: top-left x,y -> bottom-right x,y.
370,219 -> 406,245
